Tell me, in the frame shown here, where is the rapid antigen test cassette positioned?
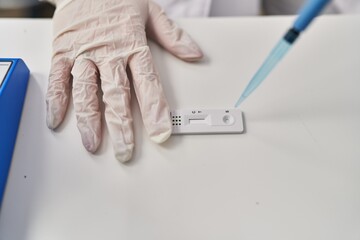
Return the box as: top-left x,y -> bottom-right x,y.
0,59 -> 29,207
170,108 -> 244,134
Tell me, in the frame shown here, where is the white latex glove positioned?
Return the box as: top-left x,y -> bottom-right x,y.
334,0 -> 360,13
45,0 -> 203,162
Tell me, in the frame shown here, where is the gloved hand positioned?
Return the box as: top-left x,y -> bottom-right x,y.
45,0 -> 203,162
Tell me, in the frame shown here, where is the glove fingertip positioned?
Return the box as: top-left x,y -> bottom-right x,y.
83,141 -> 100,154
114,143 -> 134,163
76,122 -> 101,153
150,129 -> 172,144
82,134 -> 101,154
46,106 -> 61,130
179,47 -> 204,62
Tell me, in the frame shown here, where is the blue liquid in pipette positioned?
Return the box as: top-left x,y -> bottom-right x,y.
235,39 -> 292,107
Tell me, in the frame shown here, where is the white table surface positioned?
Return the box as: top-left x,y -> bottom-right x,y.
0,16 -> 359,240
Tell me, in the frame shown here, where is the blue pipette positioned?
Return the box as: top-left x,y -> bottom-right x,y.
235,0 -> 331,107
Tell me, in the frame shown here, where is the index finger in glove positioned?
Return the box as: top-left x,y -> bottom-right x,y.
129,47 -> 172,144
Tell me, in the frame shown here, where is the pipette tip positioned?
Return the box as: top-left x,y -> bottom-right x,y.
234,95 -> 246,108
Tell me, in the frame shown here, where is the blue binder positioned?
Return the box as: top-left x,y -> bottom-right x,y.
0,59 -> 30,207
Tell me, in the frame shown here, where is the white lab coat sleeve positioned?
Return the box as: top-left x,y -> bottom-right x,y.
40,0 -> 212,17
153,0 -> 212,18
210,0 -> 259,16
263,0 -> 360,14
334,0 -> 360,13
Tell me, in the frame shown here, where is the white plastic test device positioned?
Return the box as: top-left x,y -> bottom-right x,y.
170,108 -> 244,134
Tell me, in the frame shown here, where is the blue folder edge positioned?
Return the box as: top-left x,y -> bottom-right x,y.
0,58 -> 30,208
